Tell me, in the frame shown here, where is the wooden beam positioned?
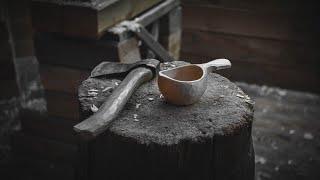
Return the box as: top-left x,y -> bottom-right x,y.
159,6 -> 182,59
108,0 -> 180,40
182,4 -> 317,43
128,23 -> 175,62
31,0 -> 164,39
135,0 -> 180,26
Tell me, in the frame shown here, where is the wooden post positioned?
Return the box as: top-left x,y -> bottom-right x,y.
159,6 -> 182,59
5,0 -> 45,105
78,61 -> 255,180
117,37 -> 141,63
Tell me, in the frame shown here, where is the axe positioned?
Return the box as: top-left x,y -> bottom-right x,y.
74,59 -> 160,140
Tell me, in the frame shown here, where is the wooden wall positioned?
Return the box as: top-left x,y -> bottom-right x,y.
181,0 -> 320,93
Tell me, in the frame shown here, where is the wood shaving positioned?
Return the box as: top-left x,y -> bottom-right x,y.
91,104 -> 99,112
88,89 -> 99,92
102,87 -> 112,92
88,91 -> 98,96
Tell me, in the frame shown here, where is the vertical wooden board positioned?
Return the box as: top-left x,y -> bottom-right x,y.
159,6 -> 182,59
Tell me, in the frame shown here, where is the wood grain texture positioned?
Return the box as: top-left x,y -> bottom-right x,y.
159,6 -> 182,59
181,30 -> 319,68
182,4 -> 317,42
181,0 -> 320,93
181,52 -> 320,93
133,25 -> 175,62
182,0 -> 316,13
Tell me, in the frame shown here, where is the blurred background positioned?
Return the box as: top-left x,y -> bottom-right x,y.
0,0 -> 319,179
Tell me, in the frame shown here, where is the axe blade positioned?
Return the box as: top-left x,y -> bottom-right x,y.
90,59 -> 160,78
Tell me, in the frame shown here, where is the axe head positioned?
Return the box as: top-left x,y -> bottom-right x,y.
90,59 -> 160,78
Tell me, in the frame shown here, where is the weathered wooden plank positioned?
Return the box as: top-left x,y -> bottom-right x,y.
159,6 -> 182,59
127,23 -> 175,61
35,33 -> 119,69
181,52 -> 320,93
182,4 -> 317,42
0,21 -> 19,98
117,37 -> 141,63
31,0 -> 163,38
40,64 -> 90,94
182,0 -> 311,13
181,30 -> 319,68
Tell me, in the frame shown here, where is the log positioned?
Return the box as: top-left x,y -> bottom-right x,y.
78,61 -> 254,180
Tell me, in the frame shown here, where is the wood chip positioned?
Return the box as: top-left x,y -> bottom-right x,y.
133,114 -> 139,121
304,133 -> 313,140
88,89 -> 99,92
289,129 -> 295,134
91,104 -> 99,112
255,155 -> 267,165
102,87 -> 112,92
236,94 -> 245,98
88,91 -> 98,96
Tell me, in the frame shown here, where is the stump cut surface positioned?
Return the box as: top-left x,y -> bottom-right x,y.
79,61 -> 254,145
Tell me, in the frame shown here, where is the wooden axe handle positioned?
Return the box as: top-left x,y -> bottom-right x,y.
74,67 -> 153,140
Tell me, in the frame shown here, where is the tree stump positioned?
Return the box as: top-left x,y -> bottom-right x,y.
78,61 -> 255,180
